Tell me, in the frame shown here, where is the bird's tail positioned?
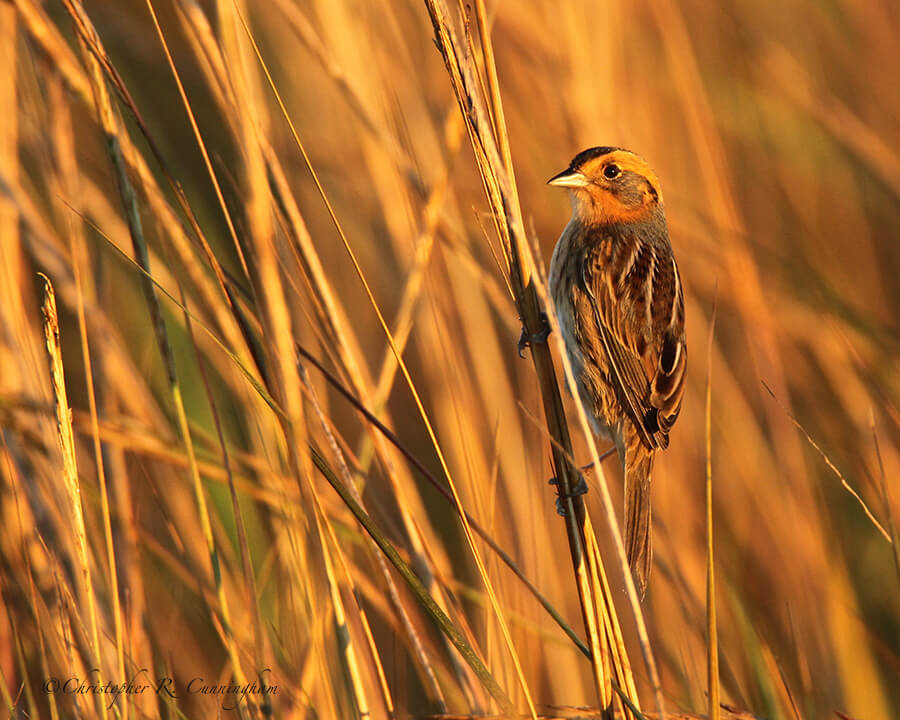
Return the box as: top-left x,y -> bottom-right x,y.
624,429 -> 654,598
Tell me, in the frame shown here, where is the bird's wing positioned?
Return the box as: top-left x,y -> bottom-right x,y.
581,233 -> 686,450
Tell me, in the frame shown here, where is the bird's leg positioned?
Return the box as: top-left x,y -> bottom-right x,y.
547,461 -> 595,488
517,311 -> 551,358
546,453 -> 619,515
548,468 -> 590,516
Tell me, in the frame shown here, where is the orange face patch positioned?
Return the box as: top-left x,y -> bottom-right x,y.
577,150 -> 663,203
573,150 -> 663,225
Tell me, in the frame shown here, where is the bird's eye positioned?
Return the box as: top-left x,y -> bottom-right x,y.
603,164 -> 621,179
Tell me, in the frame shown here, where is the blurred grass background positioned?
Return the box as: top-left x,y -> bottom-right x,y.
0,0 -> 898,718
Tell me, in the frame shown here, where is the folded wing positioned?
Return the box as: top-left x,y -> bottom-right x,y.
581,232 -> 686,450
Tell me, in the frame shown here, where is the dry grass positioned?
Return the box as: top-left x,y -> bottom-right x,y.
1,0 -> 898,718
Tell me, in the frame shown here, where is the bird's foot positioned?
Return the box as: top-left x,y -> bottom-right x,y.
549,472 -> 589,516
517,312 -> 551,358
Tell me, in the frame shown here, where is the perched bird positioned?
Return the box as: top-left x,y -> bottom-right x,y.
546,147 -> 686,597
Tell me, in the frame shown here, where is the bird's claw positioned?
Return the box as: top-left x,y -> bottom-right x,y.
549,473 -> 589,516
517,312 -> 551,358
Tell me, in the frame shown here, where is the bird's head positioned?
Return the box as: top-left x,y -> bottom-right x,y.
548,147 -> 663,225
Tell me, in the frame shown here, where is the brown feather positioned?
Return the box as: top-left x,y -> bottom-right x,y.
624,425 -> 654,597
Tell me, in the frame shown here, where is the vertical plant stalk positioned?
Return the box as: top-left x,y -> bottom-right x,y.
50,69 -> 127,708
302,368 -> 389,718
182,282 -> 273,717
472,0 -> 522,256
706,300 -> 720,720
160,7 -> 341,710
12,619 -> 39,718
20,0 -> 252,380
264,139 -> 450,709
349,106 -> 485,710
312,500 -> 372,720
420,2 -> 667,714
0,3 -> 16,285
141,0 -> 252,283
0,658 -> 13,715
39,276 -> 109,720
209,1 -> 456,697
585,513 -> 641,707
423,0 -> 603,688
65,2 -> 251,704
582,516 -> 613,709
219,0 -> 445,712
234,5 -> 537,714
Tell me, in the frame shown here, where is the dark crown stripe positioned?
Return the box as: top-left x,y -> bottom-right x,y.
570,146 -> 622,170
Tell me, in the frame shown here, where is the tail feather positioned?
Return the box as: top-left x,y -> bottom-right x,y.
624,432 -> 654,598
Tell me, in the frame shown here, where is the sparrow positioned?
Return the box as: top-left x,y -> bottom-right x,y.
546,147 -> 686,597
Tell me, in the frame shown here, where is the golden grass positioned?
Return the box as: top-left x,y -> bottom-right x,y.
1,1 -> 898,718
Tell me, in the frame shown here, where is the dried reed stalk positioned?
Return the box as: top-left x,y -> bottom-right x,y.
421,0 -> 659,715
706,299 -> 720,720
60,3 -> 255,714
39,276 -> 108,720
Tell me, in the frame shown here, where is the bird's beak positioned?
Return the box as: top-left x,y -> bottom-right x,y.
547,168 -> 590,188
